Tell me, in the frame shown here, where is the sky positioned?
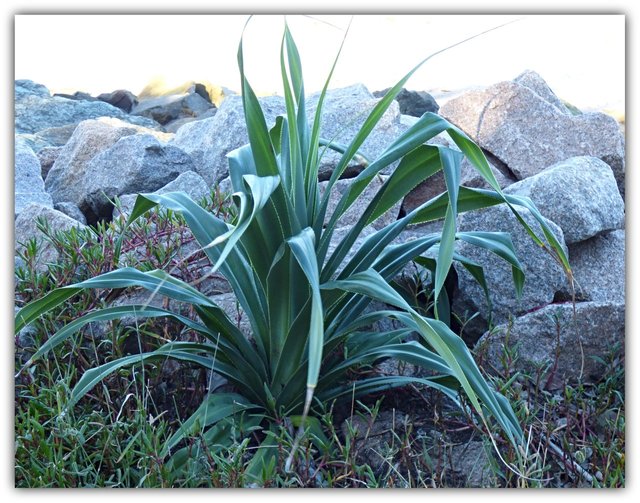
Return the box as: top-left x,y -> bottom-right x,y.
14,14 -> 625,113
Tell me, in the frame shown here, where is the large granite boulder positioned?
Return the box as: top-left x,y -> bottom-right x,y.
439,72 -> 625,196
44,118 -> 175,222
504,156 -> 624,244
476,302 -> 625,389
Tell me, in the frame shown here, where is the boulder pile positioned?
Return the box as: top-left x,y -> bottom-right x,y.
14,71 -> 625,389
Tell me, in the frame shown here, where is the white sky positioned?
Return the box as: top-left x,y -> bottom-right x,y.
15,14 -> 625,112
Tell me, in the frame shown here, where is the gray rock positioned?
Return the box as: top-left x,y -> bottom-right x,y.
53,202 -> 87,224
163,107 -> 219,134
476,302 -> 625,389
114,170 -> 211,219
15,139 -> 53,218
15,80 -> 50,101
439,78 -> 625,196
563,230 -> 625,303
319,175 -> 400,230
97,89 -> 138,113
45,118 -> 146,207
173,95 -> 286,184
15,306 -> 38,349
83,134 -> 194,220
132,92 -> 214,125
36,146 -> 63,179
14,203 -> 87,270
452,204 -> 569,343
15,90 -> 159,135
512,70 -> 571,114
504,156 -> 624,244
307,84 -> 404,177
45,118 -> 174,220
373,87 -> 440,116
53,91 -> 97,102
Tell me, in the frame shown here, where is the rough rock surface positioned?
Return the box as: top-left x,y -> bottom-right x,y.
82,134 -> 194,221
373,87 -> 440,116
439,77 -> 625,196
172,95 -> 286,184
15,79 -> 50,101
452,204 -> 569,343
53,202 -> 87,224
14,203 -> 87,270
132,92 -> 214,125
36,146 -> 63,179
15,139 -> 53,218
504,156 -> 624,244
562,230 -> 625,303
477,302 -> 625,389
307,84 -> 404,177
114,170 -> 211,219
512,70 -> 571,114
319,175 -> 400,230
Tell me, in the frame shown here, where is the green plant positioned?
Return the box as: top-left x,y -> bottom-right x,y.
15,19 -> 570,482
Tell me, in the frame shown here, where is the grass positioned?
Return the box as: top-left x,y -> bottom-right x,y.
14,189 -> 624,488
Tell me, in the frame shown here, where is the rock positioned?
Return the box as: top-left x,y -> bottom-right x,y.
319,175 -> 400,230
14,203 -> 87,270
36,146 -> 63,179
45,118 -> 148,207
45,118 -> 174,220
452,204 -> 569,343
25,123 -> 79,148
114,170 -> 211,219
447,441 -> 494,487
15,83 -> 159,134
307,84 -> 404,177
15,139 -> 53,218
172,95 -> 286,184
439,76 -> 625,196
401,133 -> 516,215
163,107 -> 218,134
96,89 -> 138,113
82,134 -> 195,222
53,91 -> 97,102
476,302 -> 625,388
512,70 -> 571,114
132,92 -> 214,125
562,230 -> 625,303
373,87 -> 440,116
504,157 -> 624,244
53,202 -> 87,224
15,79 -> 50,101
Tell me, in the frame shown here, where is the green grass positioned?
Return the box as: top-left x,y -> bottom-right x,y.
14,189 -> 623,488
